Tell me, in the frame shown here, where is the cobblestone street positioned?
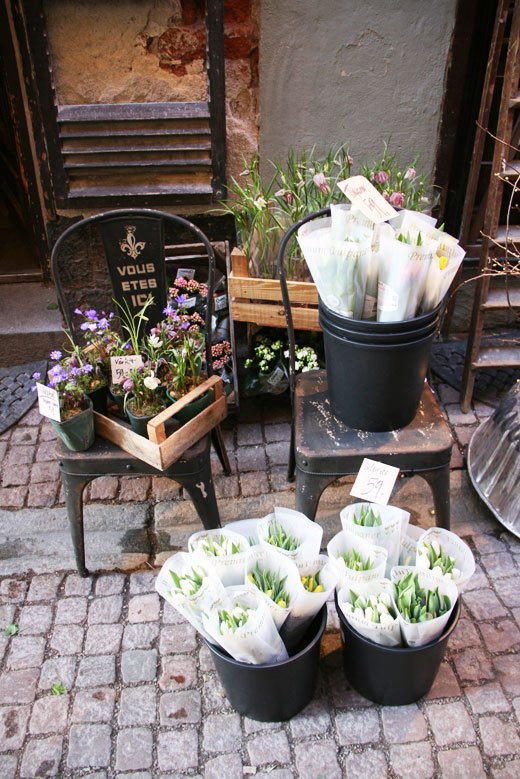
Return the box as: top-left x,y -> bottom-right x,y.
0,383 -> 519,777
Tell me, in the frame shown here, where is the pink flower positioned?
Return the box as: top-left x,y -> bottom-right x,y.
313,172 -> 331,194
404,167 -> 417,180
372,170 -> 389,185
347,154 -> 354,165
388,191 -> 405,208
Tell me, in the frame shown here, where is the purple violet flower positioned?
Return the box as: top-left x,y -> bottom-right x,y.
49,350 -> 62,361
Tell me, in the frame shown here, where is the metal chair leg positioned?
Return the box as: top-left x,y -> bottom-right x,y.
211,425 -> 231,475
60,471 -> 92,577
178,461 -> 221,530
295,469 -> 336,521
287,421 -> 296,482
419,466 -> 451,530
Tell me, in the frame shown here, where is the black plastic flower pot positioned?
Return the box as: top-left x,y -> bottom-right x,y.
319,300 -> 440,432
204,606 -> 327,722
335,594 -> 460,705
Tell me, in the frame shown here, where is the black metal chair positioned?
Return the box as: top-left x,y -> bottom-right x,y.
276,208 -> 454,528
51,208 -> 231,576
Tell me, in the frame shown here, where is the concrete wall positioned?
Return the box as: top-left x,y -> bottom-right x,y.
259,0 -> 457,179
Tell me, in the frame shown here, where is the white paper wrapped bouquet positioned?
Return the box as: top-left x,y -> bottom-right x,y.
333,502 -> 475,648
297,175 -> 465,323
156,507 -> 339,665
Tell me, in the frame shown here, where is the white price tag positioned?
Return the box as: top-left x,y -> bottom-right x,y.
182,296 -> 197,309
350,458 -> 400,505
214,293 -> 228,312
37,383 -> 61,422
110,355 -> 143,385
338,175 -> 398,223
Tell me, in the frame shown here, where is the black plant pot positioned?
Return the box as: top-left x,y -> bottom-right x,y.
204,606 -> 327,722
335,593 -> 460,705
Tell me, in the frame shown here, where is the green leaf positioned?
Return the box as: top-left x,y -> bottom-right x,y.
50,681 -> 67,696
4,623 -> 17,637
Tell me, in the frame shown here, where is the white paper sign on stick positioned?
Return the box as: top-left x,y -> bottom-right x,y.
338,176 -> 398,223
350,458 -> 400,505
37,383 -> 61,422
110,355 -> 143,386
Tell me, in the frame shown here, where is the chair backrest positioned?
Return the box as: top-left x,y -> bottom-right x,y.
51,208 -> 217,374
275,207 -> 330,404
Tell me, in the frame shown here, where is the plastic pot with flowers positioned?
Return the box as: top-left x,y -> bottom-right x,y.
330,503 -> 475,705
156,507 -> 338,721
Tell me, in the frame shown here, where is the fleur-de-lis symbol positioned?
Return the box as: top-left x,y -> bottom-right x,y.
119,225 -> 146,259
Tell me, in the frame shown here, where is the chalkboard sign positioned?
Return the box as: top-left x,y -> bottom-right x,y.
99,216 -> 168,332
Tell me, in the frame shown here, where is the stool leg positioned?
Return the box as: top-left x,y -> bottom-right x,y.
178,463 -> 221,530
295,469 -> 336,521
211,426 -> 231,476
420,466 -> 451,530
287,422 -> 296,482
60,471 -> 92,577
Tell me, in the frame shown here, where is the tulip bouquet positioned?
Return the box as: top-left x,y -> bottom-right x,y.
156,508 -> 339,665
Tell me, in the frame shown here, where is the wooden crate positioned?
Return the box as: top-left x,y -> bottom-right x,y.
94,375 -> 227,471
227,248 -> 320,331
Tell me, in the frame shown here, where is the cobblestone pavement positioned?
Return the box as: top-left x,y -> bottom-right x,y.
0,381 -> 519,777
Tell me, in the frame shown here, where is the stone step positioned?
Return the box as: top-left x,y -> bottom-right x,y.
0,282 -> 65,368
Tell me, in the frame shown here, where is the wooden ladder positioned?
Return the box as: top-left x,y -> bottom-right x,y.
459,0 -> 520,412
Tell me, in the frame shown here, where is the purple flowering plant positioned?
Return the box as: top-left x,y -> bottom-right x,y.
360,141 -> 436,211
32,348 -> 97,420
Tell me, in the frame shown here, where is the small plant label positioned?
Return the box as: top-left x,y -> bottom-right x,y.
175,268 -> 195,280
110,355 -> 143,385
37,383 -> 61,422
338,176 -> 398,223
214,293 -> 228,312
350,458 -> 400,505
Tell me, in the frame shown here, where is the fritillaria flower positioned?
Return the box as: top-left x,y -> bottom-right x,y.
372,170 -> 390,185
313,171 -> 331,194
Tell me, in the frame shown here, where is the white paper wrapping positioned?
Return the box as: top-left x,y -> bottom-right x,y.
281,555 -> 339,647
327,530 -> 388,590
155,552 -> 227,642
416,527 -> 475,592
256,506 -> 323,562
340,502 -> 410,576
390,565 -> 459,647
398,523 -> 425,566
297,216 -> 372,318
202,586 -> 288,665
244,545 -> 302,630
224,518 -> 263,545
337,578 -> 402,647
188,528 -> 250,586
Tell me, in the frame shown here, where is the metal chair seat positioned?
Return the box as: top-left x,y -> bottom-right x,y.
57,433 -> 220,577
293,370 -> 453,526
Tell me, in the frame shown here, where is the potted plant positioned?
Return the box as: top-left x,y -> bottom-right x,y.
122,364 -> 169,438
164,331 -> 210,424
32,356 -> 95,452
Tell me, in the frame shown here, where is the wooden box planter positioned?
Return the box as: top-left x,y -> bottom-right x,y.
227,248 -> 320,332
94,375 -> 227,471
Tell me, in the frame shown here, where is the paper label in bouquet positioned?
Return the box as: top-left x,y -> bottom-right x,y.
267,366 -> 286,388
110,354 -> 143,385
338,176 -> 398,223
175,268 -> 196,280
362,294 -> 377,319
377,281 -> 399,312
37,383 -> 61,422
351,459 -> 400,505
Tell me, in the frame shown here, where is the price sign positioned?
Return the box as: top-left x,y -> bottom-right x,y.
37,383 -> 61,422
350,458 -> 400,505
338,175 -> 398,223
175,267 -> 195,280
110,355 -> 143,386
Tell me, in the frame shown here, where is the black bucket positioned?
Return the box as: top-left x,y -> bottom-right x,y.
319,300 -> 440,431
204,606 -> 327,721
336,594 -> 460,705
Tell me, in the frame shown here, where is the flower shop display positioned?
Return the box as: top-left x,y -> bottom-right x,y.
242,332 -> 320,397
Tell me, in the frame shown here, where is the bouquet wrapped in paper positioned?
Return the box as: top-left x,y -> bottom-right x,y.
340,502 -> 410,575
256,506 -> 323,561
244,544 -> 303,631
155,552 -> 227,642
415,527 -> 475,592
297,207 -> 373,318
336,578 -> 402,647
390,566 -> 459,647
399,522 -> 425,566
281,554 -> 339,648
188,528 -> 250,586
327,529 -> 388,590
201,586 -> 288,665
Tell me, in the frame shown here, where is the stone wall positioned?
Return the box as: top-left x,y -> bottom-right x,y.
43,0 -> 259,186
